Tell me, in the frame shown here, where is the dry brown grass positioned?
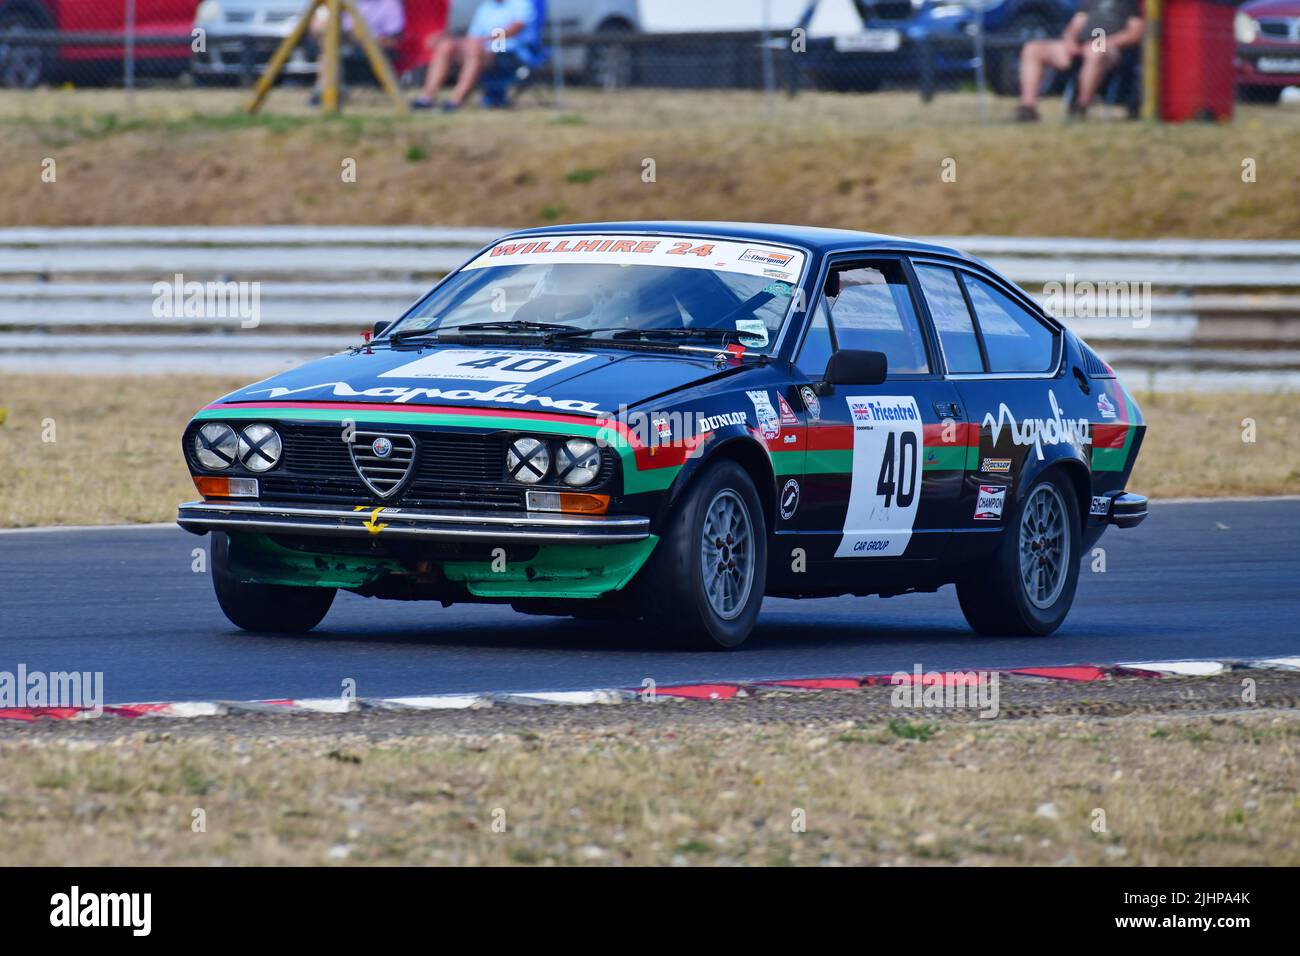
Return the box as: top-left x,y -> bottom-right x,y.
0,88 -> 1297,236
0,709 -> 1296,866
0,376 -> 1294,527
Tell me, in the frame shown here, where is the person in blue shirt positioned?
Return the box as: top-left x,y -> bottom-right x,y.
412,0 -> 538,111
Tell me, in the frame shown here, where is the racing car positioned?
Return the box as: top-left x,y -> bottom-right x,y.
177,222 -> 1147,649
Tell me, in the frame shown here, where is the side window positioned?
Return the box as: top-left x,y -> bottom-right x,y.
914,264 -> 984,374
795,297 -> 835,379
963,276 -> 1057,373
824,261 -> 930,375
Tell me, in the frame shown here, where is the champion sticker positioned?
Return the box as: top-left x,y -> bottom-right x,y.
747,390 -> 781,440
381,349 -> 596,384
974,485 -> 1007,521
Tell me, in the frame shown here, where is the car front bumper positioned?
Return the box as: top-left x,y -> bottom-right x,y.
176,500 -> 652,544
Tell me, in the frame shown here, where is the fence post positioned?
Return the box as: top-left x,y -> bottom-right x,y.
761,0 -> 776,120
124,0 -> 137,105
552,13 -> 564,110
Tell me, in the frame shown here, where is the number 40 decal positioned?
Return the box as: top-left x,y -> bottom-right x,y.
876,430 -> 918,508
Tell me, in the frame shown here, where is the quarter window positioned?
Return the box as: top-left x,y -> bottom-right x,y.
914,265 -> 983,374
963,276 -> 1057,373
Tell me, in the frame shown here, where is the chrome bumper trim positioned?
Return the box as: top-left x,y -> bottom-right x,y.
176,500 -> 650,544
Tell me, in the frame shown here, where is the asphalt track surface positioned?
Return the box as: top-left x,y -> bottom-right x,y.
2,499 -> 1297,704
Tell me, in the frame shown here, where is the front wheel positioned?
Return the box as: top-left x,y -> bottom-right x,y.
211,532 -> 336,633
957,471 -> 1081,636
637,461 -> 767,650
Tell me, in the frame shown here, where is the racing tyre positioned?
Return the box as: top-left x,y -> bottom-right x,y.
211,532 -> 336,633
638,461 -> 767,650
957,470 -> 1080,636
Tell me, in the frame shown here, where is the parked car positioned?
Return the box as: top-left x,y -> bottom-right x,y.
0,0 -> 197,88
1235,0 -> 1300,102
802,0 -> 1077,95
177,222 -> 1147,649
190,0 -> 640,87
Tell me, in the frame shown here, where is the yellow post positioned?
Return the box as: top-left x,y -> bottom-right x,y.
246,0 -> 323,114
321,0 -> 342,114
341,0 -> 408,112
1142,0 -> 1162,122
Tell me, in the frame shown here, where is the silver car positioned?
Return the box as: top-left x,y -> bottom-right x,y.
190,0 -> 640,86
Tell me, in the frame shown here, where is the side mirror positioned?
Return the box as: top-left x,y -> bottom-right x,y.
372,320 -> 391,339
823,349 -> 888,387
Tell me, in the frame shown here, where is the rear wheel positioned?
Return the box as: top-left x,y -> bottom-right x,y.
637,461 -> 767,649
1239,85 -> 1284,104
211,532 -> 336,633
957,471 -> 1080,636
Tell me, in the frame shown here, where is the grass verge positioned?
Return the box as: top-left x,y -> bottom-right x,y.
0,376 -> 1295,527
0,89 -> 1297,236
1,671 -> 1297,866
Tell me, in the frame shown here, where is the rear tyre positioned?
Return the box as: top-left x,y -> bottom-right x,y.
1239,85 -> 1284,104
957,470 -> 1080,636
211,532 -> 336,633
637,460 -> 767,650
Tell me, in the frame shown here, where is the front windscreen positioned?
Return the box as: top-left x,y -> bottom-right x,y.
389,234 -> 807,351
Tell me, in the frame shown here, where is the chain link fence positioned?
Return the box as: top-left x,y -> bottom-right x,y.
0,1 -> 1289,119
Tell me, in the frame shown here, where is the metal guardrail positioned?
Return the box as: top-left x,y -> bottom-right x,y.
1,228 -> 1297,353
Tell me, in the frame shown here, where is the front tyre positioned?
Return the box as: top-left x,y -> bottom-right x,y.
639,461 -> 767,650
957,471 -> 1081,636
211,532 -> 336,633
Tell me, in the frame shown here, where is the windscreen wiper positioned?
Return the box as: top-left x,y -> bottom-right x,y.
550,326 -> 743,343
388,319 -> 577,343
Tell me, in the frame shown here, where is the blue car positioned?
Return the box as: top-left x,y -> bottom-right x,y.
802,0 -> 1077,96
178,221 -> 1147,649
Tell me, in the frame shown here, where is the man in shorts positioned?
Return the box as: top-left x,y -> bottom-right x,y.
1015,0 -> 1144,121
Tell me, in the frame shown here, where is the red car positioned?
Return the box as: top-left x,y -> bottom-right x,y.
1236,0 -> 1300,102
0,0 -> 198,88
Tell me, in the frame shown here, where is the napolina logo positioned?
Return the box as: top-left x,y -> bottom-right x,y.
982,390 -> 1090,460
252,381 -> 602,415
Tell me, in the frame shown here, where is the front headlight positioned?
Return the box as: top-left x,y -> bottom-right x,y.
557,439 -> 601,487
506,437 -> 550,484
195,0 -> 224,25
237,424 -> 282,473
194,423 -> 238,470
1235,11 -> 1260,44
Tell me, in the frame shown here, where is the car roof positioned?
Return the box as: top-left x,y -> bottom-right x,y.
498,220 -> 987,267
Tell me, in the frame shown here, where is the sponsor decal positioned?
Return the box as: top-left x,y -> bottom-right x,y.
463,235 -> 806,281
250,381 -> 602,415
974,484 -> 1007,521
981,457 -> 1012,474
747,390 -> 781,440
982,390 -> 1091,461
738,247 -> 796,268
783,434 -> 797,444
1090,495 -> 1112,516
380,349 -> 595,384
696,410 -> 747,432
1096,393 -> 1117,420
836,395 -> 923,558
762,281 -> 794,297
777,393 -> 799,425
735,318 -> 769,347
799,385 -> 821,421
780,478 -> 801,520
654,417 -> 672,440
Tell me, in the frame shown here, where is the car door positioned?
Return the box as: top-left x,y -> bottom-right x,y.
910,258 -> 1067,548
787,254 -> 965,565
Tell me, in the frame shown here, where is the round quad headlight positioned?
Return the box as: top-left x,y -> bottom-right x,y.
237,424 -> 282,473
194,423 -> 238,470
506,437 -> 550,484
557,438 -> 601,487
